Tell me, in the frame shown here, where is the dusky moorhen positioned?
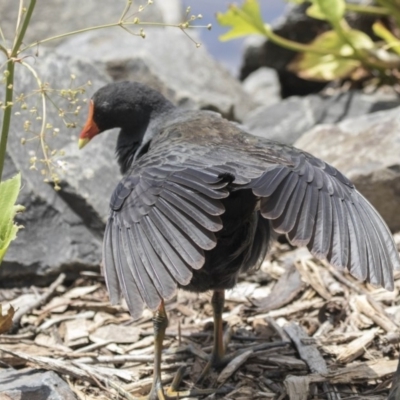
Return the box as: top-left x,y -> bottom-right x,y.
79,81 -> 400,400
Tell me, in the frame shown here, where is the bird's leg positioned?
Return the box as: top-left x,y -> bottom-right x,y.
143,301 -> 220,400
145,300 -> 169,400
197,289 -> 230,383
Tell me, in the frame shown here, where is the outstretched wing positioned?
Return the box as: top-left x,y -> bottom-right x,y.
246,149 -> 400,290
103,127 -> 400,318
103,162 -> 231,319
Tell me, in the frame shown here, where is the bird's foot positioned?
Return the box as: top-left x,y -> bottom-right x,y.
195,326 -> 233,384
190,338 -> 290,385
139,366 -> 222,400
196,353 -> 232,384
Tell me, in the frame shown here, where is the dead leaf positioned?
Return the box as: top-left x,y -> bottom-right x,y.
0,305 -> 14,334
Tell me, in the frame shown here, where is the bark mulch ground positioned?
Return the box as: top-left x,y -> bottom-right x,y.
1,236 -> 400,399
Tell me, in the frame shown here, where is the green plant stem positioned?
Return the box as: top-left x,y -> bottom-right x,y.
231,7 -> 345,57
332,20 -> 387,72
13,0 -> 36,56
0,44 -> 7,56
262,23 -> 347,57
345,3 -> 390,16
0,60 -> 15,182
0,0 -> 36,182
21,20 -> 196,52
253,14 -> 388,74
14,0 -> 24,44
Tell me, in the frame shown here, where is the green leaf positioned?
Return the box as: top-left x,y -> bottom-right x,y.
288,29 -> 373,81
216,0 -> 265,41
307,0 -> 345,22
346,29 -> 375,50
373,21 -> 400,56
0,173 -> 24,264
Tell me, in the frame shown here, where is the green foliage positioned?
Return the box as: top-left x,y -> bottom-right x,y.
216,0 -> 265,41
0,173 -> 24,264
307,0 -> 346,23
373,21 -> 400,55
217,0 -> 400,82
288,30 -> 373,80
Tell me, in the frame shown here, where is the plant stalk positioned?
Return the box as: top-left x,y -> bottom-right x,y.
0,60 -> 15,182
21,20 -> 194,52
0,0 -> 36,182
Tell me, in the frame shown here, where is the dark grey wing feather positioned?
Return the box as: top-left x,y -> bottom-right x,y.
244,146 -> 399,291
272,178 -> 307,233
149,207 -> 205,268
308,188 -> 333,258
156,198 -> 216,250
164,182 -> 225,216
252,167 -> 290,197
112,225 -> 144,319
105,160 -> 230,318
360,199 -> 399,285
134,223 -> 176,300
169,174 -> 229,199
327,194 -> 349,269
344,200 -> 368,280
261,172 -> 299,219
102,218 -> 121,304
160,189 -> 223,232
355,197 -> 391,286
122,226 -> 160,310
288,183 -> 318,246
141,216 -> 193,285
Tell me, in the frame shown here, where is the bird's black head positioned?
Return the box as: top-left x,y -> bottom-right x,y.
78,81 -> 175,149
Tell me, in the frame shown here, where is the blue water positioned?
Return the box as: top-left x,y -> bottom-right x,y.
182,0 -> 286,76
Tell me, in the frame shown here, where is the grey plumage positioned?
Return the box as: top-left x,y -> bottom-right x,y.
83,82 -> 400,319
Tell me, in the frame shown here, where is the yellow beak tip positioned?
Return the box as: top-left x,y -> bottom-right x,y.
78,138 -> 90,150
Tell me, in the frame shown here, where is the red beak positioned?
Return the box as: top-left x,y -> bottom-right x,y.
79,100 -> 100,149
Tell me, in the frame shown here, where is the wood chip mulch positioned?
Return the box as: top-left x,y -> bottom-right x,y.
1,235 -> 400,400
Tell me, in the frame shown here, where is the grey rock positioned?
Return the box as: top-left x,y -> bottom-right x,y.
242,67 -> 281,108
243,89 -> 400,145
0,0 -> 182,47
295,106 -> 400,232
56,28 -> 257,120
0,368 -> 78,400
243,96 -> 321,145
0,52 -> 115,285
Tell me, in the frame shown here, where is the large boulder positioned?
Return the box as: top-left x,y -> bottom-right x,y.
56,27 -> 258,120
0,0 -> 182,45
242,67 -> 281,108
243,89 -> 400,145
0,52 -> 115,286
295,106 -> 400,232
